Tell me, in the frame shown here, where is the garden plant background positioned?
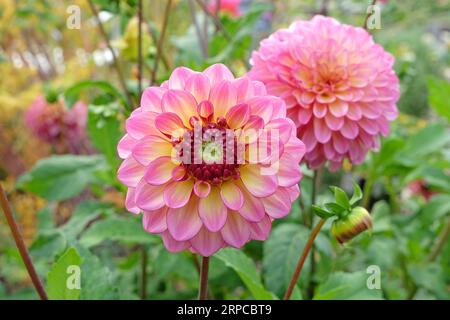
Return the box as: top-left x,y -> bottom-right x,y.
0,0 -> 449,300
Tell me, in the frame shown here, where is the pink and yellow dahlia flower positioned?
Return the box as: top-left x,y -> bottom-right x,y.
117,64 -> 305,256
249,15 -> 400,171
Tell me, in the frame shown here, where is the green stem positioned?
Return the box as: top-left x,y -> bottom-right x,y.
198,256 -> 210,300
361,178 -> 373,209
284,219 -> 326,300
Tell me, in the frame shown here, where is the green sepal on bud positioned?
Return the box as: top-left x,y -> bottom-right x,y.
331,206 -> 372,244
312,181 -> 372,243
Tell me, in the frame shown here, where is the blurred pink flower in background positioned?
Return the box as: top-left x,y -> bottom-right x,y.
117,64 -> 305,256
249,15 -> 400,171
207,0 -> 242,17
24,96 -> 88,153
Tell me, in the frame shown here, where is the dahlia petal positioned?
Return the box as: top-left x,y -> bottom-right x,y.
340,119 -> 359,139
313,103 -> 327,118
265,118 -> 293,144
225,103 -> 250,129
132,135 -> 173,166
118,156 -> 145,187
238,183 -> 265,222
233,77 -> 255,102
161,231 -> 190,252
194,180 -> 211,198
329,100 -> 349,117
126,111 -> 161,140
140,87 -> 166,112
296,108 -> 313,125
143,207 -> 168,233
240,165 -> 277,197
261,188 -> 291,219
163,180 -> 194,208
167,67 -> 195,90
209,81 -> 237,119
185,73 -> 211,102
161,90 -> 197,126
204,63 -> 234,85
118,134 -> 137,159
220,180 -> 244,211
171,166 -> 187,181
277,154 -> 302,187
154,112 -> 185,137
286,184 -> 300,202
301,127 -> 318,152
359,117 -> 379,135
190,227 -> 224,257
135,179 -> 166,211
221,212 -> 251,248
249,214 -> 272,241
246,97 -> 274,124
314,118 -> 332,143
198,187 -> 227,232
125,187 -> 140,214
167,198 -> 202,241
324,113 -> 344,131
332,132 -> 349,154
144,156 -> 177,185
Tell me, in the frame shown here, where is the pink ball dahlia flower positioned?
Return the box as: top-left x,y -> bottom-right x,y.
117,64 -> 305,256
249,15 -> 400,171
25,96 -> 87,146
207,0 -> 242,17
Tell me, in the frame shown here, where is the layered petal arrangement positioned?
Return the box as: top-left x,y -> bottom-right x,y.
117,64 -> 305,256
249,15 -> 400,171
25,96 -> 87,147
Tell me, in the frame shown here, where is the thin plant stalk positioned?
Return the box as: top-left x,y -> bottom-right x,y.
137,0 -> 143,95
0,183 -> 48,300
198,256 -> 210,300
283,219 -> 326,300
188,0 -> 208,58
87,0 -> 134,107
150,0 -> 173,85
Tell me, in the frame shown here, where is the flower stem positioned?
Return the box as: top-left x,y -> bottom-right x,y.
198,256 -> 210,300
0,184 -> 48,300
139,246 -> 147,300
283,218 -> 326,300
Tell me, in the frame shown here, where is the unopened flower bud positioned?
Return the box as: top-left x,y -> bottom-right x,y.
331,207 -> 372,244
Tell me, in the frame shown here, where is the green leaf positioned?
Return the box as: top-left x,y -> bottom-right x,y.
427,76 -> 450,121
87,104 -> 122,170
64,80 -> 127,108
60,200 -> 113,239
215,248 -> 275,300
312,205 -> 334,219
324,202 -> 347,216
350,182 -> 363,206
397,123 -> 450,163
79,216 -> 157,248
263,224 -> 310,297
17,155 -> 107,201
47,247 -> 83,300
30,230 -> 67,260
314,271 -> 382,300
330,186 -> 350,209
418,194 -> 450,224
